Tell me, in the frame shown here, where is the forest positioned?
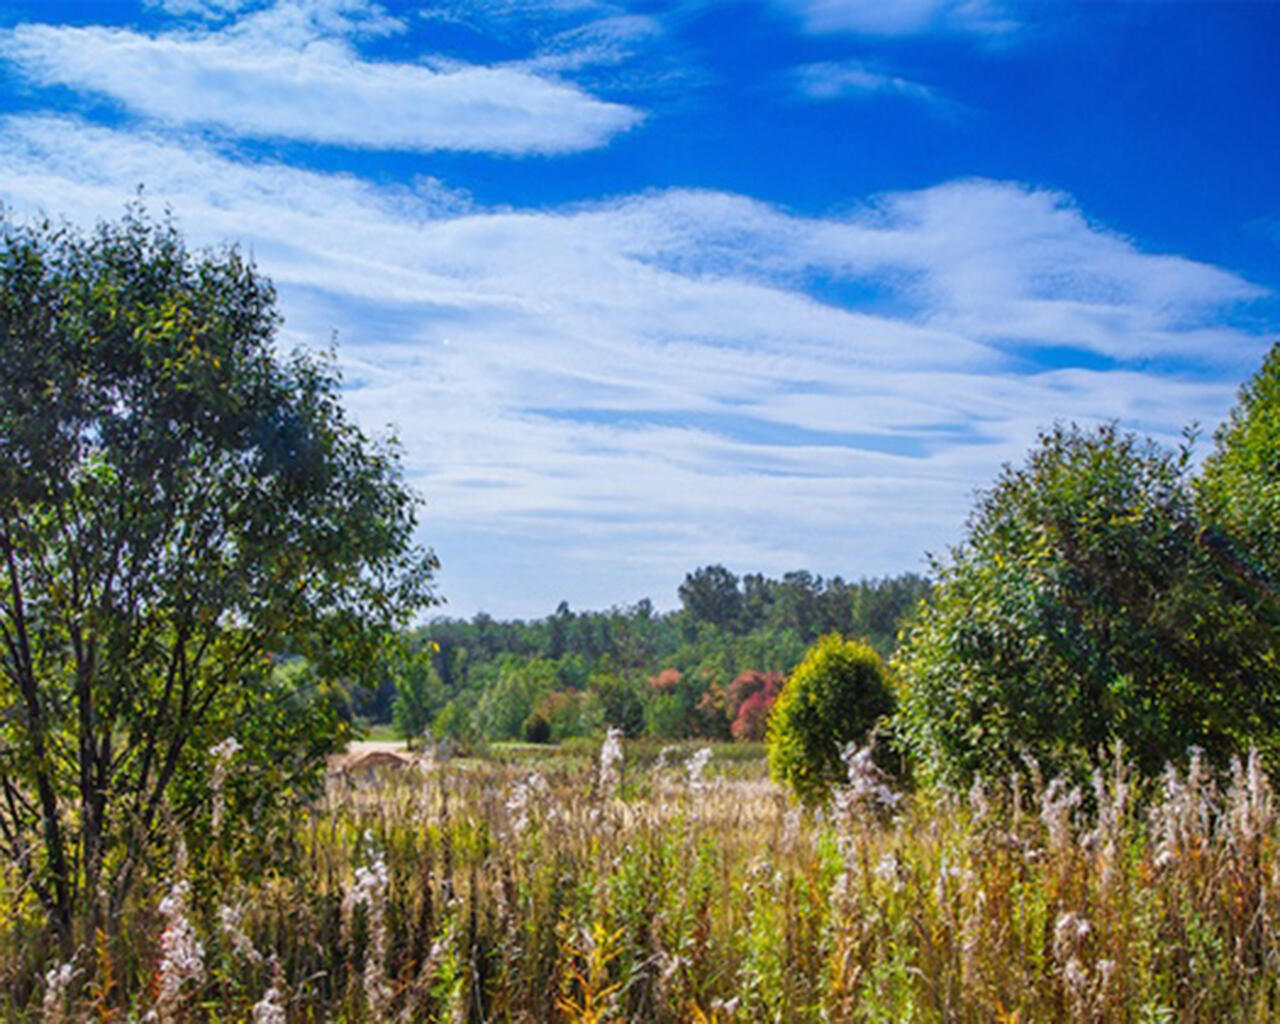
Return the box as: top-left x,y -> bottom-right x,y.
355,568 -> 929,746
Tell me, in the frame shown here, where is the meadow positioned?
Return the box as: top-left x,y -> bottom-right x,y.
5,739 -> 1280,1022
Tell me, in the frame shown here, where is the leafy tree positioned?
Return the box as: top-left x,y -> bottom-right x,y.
849,573 -> 931,657
679,564 -> 743,633
475,656 -> 559,740
390,638 -> 447,741
589,668 -> 646,737
1197,342 -> 1280,600
767,634 -> 894,804
894,423 -> 1280,786
531,689 -> 601,742
0,209 -> 436,942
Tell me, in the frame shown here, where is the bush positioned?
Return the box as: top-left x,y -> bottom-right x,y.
767,634 -> 894,804
1197,342 -> 1280,594
894,423 -> 1280,786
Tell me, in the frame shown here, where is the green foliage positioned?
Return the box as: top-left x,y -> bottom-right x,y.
405,572 -> 924,746
475,656 -> 559,740
532,689 -> 602,742
1197,341 -> 1280,595
767,634 -> 895,804
430,699 -> 476,749
679,564 -> 744,632
644,692 -> 687,739
0,207 -> 436,939
388,638 -> 446,741
895,422 -> 1280,785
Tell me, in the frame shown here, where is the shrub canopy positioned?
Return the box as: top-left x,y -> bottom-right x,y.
1197,341 -> 1280,598
767,633 -> 894,803
894,423 -> 1280,786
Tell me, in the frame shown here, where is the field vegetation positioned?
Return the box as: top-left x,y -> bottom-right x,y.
7,741 -> 1280,1021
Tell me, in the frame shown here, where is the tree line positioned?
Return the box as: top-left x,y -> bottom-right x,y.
359,569 -> 929,746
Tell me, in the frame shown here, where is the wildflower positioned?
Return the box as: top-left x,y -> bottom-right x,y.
598,727 -> 624,799
968,774 -> 991,825
874,851 -> 902,888
218,902 -> 261,963
155,879 -> 205,1021
252,958 -> 287,1024
42,961 -> 77,1024
344,843 -> 392,1019
1226,747 -> 1274,854
210,736 -> 241,832
781,807 -> 801,846
505,771 -> 547,836
1053,912 -> 1091,963
1150,747 -> 1214,870
833,741 -> 900,822
1038,777 -> 1082,856
687,747 -> 713,791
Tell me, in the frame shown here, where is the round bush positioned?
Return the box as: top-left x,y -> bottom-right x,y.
767,634 -> 895,804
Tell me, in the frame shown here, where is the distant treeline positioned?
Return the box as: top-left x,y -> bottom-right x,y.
349,568 -> 929,744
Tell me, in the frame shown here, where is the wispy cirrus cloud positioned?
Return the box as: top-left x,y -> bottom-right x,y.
792,60 -> 941,105
778,0 -> 1018,37
0,0 -> 644,154
0,114 -> 1261,614
144,0 -> 252,19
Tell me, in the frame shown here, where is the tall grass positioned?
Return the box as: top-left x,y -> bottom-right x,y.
4,744 -> 1280,1020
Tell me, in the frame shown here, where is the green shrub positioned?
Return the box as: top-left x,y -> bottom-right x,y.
894,423 -> 1280,785
767,634 -> 894,804
1197,341 -> 1280,592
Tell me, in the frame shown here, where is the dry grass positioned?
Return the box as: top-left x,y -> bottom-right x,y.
5,743 -> 1280,1021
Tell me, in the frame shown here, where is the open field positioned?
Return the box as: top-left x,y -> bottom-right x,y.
6,741 -> 1280,1021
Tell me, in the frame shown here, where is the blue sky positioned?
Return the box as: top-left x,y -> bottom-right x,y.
0,0 -> 1276,618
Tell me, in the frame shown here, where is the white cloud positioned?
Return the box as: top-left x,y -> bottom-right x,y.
145,0 -> 253,19
779,0 -> 1018,36
792,60 -> 940,104
0,115 -> 1263,616
0,3 -> 643,154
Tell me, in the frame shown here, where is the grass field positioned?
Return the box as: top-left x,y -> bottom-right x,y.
6,740 -> 1280,1021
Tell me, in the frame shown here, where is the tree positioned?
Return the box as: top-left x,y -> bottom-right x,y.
767,634 -> 894,804
678,565 -> 743,633
475,656 -> 558,740
894,423 -> 1280,786
1197,342 -> 1280,600
0,209 -> 437,943
390,638 -> 447,741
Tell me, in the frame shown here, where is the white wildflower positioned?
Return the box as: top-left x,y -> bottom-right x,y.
597,728 -> 624,799
155,880 -> 204,1022
218,902 -> 261,963
42,961 -> 77,1024
252,958 -> 287,1024
210,736 -> 241,832
344,843 -> 392,1019
968,774 -> 991,825
833,741 -> 900,821
1150,747 -> 1215,870
1053,911 -> 1092,963
686,747 -> 713,792
1038,777 -> 1082,856
505,771 -> 547,836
